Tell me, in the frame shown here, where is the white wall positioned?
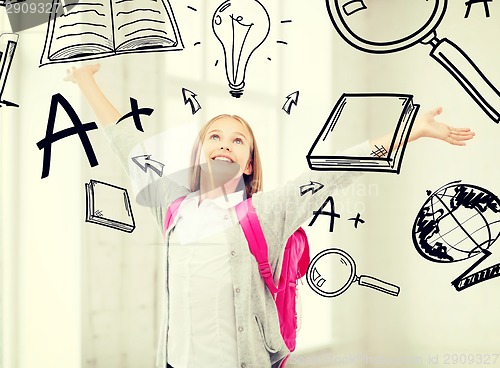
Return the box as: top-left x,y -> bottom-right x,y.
2,1 -> 500,368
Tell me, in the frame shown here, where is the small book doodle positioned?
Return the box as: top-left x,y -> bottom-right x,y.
40,0 -> 183,65
85,179 -> 136,233
307,93 -> 420,174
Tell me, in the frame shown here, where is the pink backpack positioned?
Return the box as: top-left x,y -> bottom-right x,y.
164,196 -> 310,366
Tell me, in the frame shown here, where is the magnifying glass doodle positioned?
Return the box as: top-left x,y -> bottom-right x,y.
326,0 -> 500,124
306,248 -> 400,297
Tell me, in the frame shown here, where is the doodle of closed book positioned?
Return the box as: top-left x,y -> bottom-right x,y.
307,93 -> 420,174
40,0 -> 183,65
85,179 -> 136,233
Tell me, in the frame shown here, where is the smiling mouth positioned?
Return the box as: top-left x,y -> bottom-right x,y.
212,156 -> 234,163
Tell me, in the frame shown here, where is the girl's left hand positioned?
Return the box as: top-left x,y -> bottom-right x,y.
410,107 -> 475,146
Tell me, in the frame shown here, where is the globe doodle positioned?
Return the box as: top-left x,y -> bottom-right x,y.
412,181 -> 500,264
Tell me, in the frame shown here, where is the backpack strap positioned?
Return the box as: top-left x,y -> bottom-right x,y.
163,195 -> 187,236
235,198 -> 283,293
293,227 -> 310,279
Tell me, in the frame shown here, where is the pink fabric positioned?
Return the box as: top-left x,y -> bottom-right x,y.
235,198 -> 309,358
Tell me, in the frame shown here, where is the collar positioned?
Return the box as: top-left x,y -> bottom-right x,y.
184,190 -> 246,209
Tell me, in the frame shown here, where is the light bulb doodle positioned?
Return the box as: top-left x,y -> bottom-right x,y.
212,0 -> 270,98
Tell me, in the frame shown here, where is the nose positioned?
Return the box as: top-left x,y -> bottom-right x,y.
220,145 -> 230,151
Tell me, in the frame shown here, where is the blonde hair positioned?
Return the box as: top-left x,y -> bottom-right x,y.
190,114 -> 263,197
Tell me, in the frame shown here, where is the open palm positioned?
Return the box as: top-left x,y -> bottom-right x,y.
410,107 -> 475,146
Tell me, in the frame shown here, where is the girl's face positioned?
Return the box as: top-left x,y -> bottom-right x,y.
201,116 -> 253,176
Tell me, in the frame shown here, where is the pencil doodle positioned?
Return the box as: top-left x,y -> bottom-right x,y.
299,181 -> 324,196
85,179 -> 136,233
4,0 -> 79,33
348,213 -> 365,229
412,181 -> 500,292
282,91 -> 299,115
307,93 -> 419,173
0,33 -> 18,108
182,88 -> 201,115
131,155 -> 165,177
212,0 -> 270,98
115,97 -> 154,132
36,93 -> 99,179
307,248 -> 400,298
465,0 -> 493,18
40,0 -> 183,66
326,0 -> 500,123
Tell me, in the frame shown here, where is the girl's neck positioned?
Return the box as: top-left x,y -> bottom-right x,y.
199,175 -> 244,203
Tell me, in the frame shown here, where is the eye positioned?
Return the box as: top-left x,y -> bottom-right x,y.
234,138 -> 243,145
209,134 -> 220,141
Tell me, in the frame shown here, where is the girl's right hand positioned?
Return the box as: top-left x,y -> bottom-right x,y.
64,64 -> 100,84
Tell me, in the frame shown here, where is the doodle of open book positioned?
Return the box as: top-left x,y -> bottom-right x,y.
85,179 -> 136,233
0,33 -> 19,108
307,93 -> 420,174
40,0 -> 183,65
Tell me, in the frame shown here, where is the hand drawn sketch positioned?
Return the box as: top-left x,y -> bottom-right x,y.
348,213 -> 365,229
326,0 -> 500,123
282,91 -> 299,115
299,181 -> 324,196
131,154 -> 165,177
85,179 -> 136,233
0,33 -> 19,108
181,87 -> 201,115
212,0 -> 270,98
40,0 -> 183,66
115,97 -> 154,132
465,0 -> 493,18
306,93 -> 419,173
412,181 -> 500,292
36,93 -> 99,179
307,248 -> 400,298
308,196 -> 340,233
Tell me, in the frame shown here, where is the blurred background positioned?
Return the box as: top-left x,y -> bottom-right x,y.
2,1 -> 500,367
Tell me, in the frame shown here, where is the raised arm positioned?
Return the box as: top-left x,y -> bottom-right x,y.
369,106 -> 475,152
64,64 -> 121,126
257,106 -> 475,251
65,64 -> 189,230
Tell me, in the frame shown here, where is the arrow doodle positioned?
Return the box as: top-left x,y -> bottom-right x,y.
182,87 -> 202,115
282,90 -> 299,115
299,181 -> 324,196
131,155 -> 165,177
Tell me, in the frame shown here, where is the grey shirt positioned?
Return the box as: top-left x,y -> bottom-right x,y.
103,123 -> 370,368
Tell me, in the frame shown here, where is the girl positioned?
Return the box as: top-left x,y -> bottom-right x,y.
66,64 -> 474,368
